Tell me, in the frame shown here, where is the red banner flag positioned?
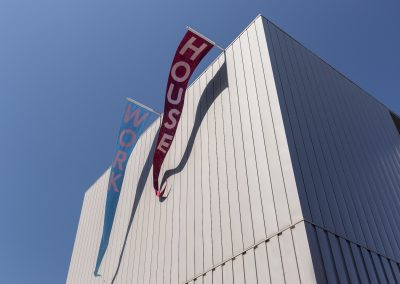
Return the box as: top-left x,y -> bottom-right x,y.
152,29 -> 214,196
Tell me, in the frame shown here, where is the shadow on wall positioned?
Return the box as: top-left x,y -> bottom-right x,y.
161,61 -> 228,190
111,61 -> 228,283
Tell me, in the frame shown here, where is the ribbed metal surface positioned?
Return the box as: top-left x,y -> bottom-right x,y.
305,222 -> 400,283
67,16 -> 317,283
263,17 -> 400,282
68,15 -> 400,283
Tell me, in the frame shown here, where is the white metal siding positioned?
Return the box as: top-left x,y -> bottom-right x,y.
263,17 -> 400,282
67,15 -> 318,283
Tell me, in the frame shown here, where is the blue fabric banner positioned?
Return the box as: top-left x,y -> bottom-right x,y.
94,99 -> 158,276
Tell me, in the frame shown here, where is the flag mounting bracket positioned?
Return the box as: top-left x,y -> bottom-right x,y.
126,97 -> 161,116
186,26 -> 225,51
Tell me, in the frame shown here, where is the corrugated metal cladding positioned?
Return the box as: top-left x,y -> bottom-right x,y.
67,15 -> 400,284
263,18 -> 400,283
67,15 -> 316,283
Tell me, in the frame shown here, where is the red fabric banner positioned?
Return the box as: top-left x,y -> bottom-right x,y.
152,30 -> 214,196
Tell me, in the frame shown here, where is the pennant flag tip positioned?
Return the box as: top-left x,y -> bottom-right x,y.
156,183 -> 168,197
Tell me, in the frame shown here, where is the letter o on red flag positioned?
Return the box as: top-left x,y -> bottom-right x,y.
171,61 -> 191,83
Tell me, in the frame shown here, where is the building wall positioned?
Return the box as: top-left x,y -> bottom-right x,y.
263,18 -> 400,282
67,16 -> 317,284
68,15 -> 400,284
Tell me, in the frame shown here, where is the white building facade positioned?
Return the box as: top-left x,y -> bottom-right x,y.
67,15 -> 400,283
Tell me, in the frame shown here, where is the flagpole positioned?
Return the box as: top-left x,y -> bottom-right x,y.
186,26 -> 225,51
126,97 -> 161,116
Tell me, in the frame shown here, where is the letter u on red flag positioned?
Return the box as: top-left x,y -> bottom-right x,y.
152,30 -> 214,196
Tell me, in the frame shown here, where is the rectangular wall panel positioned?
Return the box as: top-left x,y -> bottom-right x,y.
262,17 -> 400,281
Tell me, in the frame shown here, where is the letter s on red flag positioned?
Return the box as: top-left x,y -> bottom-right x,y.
152,30 -> 214,196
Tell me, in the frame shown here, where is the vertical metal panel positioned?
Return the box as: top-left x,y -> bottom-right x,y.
213,58 -> 233,261
291,223 -> 317,283
233,255 -> 246,284
66,192 -> 83,283
91,173 -> 109,283
149,152 -> 162,284
118,143 -> 138,283
352,79 -> 400,256
119,135 -> 138,282
170,132 -> 181,284
299,31 -> 380,252
328,234 -> 350,283
371,254 -> 389,284
156,182 -> 167,283
289,27 -> 368,247
125,173 -> 142,282
224,45 -> 253,252
279,230 -> 300,283
163,142 -> 174,284
243,250 -> 258,283
145,127 -> 160,283
267,237 -> 285,283
213,266 -> 222,284
178,89 -> 188,282
303,223 -> 328,284
200,66 -> 213,273
186,85 -> 195,280
390,260 -> 400,282
87,180 -> 102,284
304,223 -> 400,284
219,52 -> 244,257
362,247 -> 380,283
262,15 -> 400,283
328,46 -> 396,256
249,23 -> 290,235
207,61 -> 223,267
316,227 -> 339,283
214,56 -> 236,262
264,20 -> 325,231
325,58 -> 393,257
254,242 -> 271,284
193,77 -> 204,277
339,239 -> 360,283
72,190 -> 89,283
132,134 -> 150,284
72,184 -> 90,283
90,189 -> 101,283
222,261 -> 234,284
247,26 -> 282,236
268,22 -> 339,235
241,29 -> 272,243
203,271 -> 212,284
138,133 -> 154,284
381,257 -> 396,284
143,131 -> 158,284
350,243 -> 370,284
255,19 -> 307,225
234,34 -> 266,244
281,26 -> 357,240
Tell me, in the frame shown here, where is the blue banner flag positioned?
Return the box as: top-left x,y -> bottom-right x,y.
94,99 -> 158,276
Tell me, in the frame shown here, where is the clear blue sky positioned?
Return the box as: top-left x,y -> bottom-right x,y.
0,0 -> 399,283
